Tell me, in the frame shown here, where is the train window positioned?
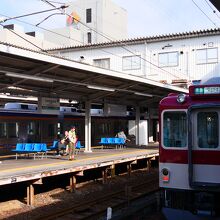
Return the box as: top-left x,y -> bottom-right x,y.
48,124 -> 56,137
197,112 -> 218,148
163,111 -> 187,148
28,122 -> 35,135
27,122 -> 40,142
20,104 -> 28,110
7,123 -> 18,138
0,123 -> 7,138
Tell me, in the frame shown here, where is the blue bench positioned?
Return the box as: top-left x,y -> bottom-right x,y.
48,140 -> 59,151
48,140 -> 84,155
75,141 -> 84,154
12,143 -> 49,160
47,140 -> 68,155
99,137 -> 125,149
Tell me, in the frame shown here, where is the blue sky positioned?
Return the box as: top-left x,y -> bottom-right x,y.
0,0 -> 219,38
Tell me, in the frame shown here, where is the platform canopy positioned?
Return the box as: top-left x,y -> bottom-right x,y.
0,42 -> 187,108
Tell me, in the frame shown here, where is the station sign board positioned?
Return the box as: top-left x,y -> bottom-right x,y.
104,104 -> 126,116
190,85 -> 220,97
38,97 -> 60,114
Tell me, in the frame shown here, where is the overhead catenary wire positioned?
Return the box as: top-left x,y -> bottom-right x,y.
45,0 -> 187,79
0,6 -> 67,23
0,0 -> 187,81
0,0 -> 187,80
204,0 -> 220,20
0,11 -> 152,85
0,12 -> 169,80
0,23 -> 45,51
0,5 -> 68,52
44,0 -> 65,4
41,0 -> 187,80
0,12 -> 124,60
36,12 -> 64,26
191,0 -> 219,28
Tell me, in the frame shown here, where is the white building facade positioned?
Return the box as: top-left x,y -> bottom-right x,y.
0,0 -> 127,49
0,24 -> 58,50
44,0 -> 128,46
49,29 -> 220,85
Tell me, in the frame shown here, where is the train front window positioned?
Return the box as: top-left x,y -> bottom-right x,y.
163,111 -> 187,148
197,112 -> 218,148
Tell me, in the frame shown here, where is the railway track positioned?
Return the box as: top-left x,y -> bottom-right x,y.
37,173 -> 159,220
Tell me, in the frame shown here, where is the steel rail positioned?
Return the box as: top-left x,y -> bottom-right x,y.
37,174 -> 159,220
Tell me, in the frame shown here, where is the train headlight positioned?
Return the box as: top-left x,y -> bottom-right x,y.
177,93 -> 186,103
161,168 -> 170,183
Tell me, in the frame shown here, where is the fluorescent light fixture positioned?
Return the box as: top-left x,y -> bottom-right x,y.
60,99 -> 78,104
5,73 -> 54,83
134,92 -> 153,97
87,85 -> 115,92
0,94 -> 37,101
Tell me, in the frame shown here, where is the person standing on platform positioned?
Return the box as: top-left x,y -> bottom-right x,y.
68,126 -> 77,160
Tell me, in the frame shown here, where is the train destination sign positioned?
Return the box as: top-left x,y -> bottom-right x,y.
194,86 -> 220,95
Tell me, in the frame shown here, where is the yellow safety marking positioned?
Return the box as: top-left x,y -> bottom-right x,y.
0,155 -> 13,159
0,149 -> 155,173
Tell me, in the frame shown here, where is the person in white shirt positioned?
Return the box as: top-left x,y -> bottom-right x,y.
116,129 -> 130,142
116,130 -> 127,140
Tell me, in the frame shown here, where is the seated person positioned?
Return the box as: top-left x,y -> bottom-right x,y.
62,131 -> 70,156
56,132 -> 69,156
116,129 -> 130,142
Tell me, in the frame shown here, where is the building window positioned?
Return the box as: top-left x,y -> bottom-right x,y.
196,48 -> 218,64
93,58 -> 110,69
122,55 -> 141,70
87,32 -> 91,44
86,8 -> 92,23
158,52 -> 178,67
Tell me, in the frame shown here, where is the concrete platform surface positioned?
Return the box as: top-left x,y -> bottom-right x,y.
0,146 -> 158,186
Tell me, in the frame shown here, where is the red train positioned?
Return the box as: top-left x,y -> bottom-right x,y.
159,77 -> 220,217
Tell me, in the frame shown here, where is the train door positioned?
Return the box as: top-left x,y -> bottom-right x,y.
152,119 -> 159,142
18,121 -> 28,142
189,108 -> 220,188
27,121 -> 40,143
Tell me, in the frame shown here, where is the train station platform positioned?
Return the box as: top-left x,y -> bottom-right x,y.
0,145 -> 158,186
